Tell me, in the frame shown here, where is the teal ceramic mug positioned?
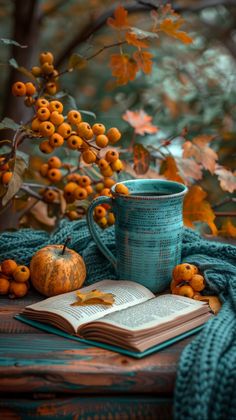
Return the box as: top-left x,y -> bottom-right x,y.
87,179 -> 188,293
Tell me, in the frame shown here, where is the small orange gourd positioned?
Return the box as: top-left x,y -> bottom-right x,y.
30,239 -> 86,297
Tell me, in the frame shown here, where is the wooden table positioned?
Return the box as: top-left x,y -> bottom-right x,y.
0,290 -> 195,420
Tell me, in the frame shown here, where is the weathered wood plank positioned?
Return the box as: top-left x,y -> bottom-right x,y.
0,396 -> 173,419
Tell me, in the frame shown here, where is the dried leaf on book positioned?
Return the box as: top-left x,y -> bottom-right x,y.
71,289 -> 115,306
194,295 -> 221,314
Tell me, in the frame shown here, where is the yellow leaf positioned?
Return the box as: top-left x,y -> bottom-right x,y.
126,32 -> 149,48
183,185 -> 218,235
182,135 -> 217,174
107,5 -> 129,29
110,54 -> 138,85
219,218 -> 236,238
163,156 -> 185,184
71,289 -> 115,306
194,295 -> 221,314
159,18 -> 193,44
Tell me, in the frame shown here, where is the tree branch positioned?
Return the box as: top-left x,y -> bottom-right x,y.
55,0 -> 236,67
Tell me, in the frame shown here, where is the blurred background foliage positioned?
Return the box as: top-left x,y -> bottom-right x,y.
0,0 -> 235,232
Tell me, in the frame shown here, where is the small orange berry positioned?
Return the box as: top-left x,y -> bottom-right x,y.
13,265 -> 30,283
47,168 -> 62,182
57,123 -> 72,139
95,183 -> 104,192
50,111 -> 64,126
48,156 -> 62,169
178,285 -> 194,299
39,163 -> 49,177
107,212 -> 115,226
107,127 -> 121,144
67,110 -> 82,125
111,159 -> 123,172
100,166 -> 113,177
105,150 -> 119,163
1,259 -> 18,276
96,134 -> 109,148
39,121 -> 55,137
67,173 -> 81,183
39,51 -> 54,65
31,66 -> 42,77
98,216 -> 108,229
0,278 -> 10,295
98,159 -> 109,171
25,82 -> 36,96
37,107 -> 51,121
173,263 -> 196,283
39,140 -> 54,154
82,150 -> 97,164
100,188 -> 112,197
43,189 -> 58,203
115,183 -> 129,195
31,116 -> 41,131
92,123 -> 106,136
49,100 -> 63,113
67,210 -> 80,221
190,274 -> 205,292
12,81 -> 26,97
41,62 -> 54,75
103,177 -> 115,188
67,135 -> 83,150
9,281 -> 28,298
2,171 -> 12,185
77,122 -> 94,139
49,133 -> 64,148
73,186 -> 88,200
86,185 -> 93,195
36,98 -> 49,109
94,205 -> 107,219
78,175 -> 91,187
46,82 -> 57,95
63,182 -> 78,201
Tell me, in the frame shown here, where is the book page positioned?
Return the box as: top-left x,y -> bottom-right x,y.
96,294 -> 209,331
24,280 -> 154,330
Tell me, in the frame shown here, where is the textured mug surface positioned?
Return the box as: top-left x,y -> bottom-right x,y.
87,179 -> 188,293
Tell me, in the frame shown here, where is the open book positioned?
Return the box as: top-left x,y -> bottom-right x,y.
18,280 -> 212,355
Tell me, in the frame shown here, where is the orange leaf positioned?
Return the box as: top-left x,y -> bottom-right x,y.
159,18 -> 193,44
194,295 -> 221,314
107,5 -> 129,30
182,135 -> 218,174
133,50 -> 153,74
126,32 -> 149,48
219,218 -> 236,238
133,144 -> 150,175
163,156 -> 185,184
122,109 -> 158,135
183,185 -> 217,235
110,54 -> 138,85
71,289 -> 115,306
175,157 -> 202,183
215,166 -> 236,193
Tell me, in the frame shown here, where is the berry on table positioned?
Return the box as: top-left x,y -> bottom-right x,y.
13,266 -> 30,283
1,259 -> 18,276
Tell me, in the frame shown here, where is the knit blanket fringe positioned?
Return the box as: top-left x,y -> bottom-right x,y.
1,219 -> 236,420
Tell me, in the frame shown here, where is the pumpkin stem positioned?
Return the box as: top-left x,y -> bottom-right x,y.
62,237 -> 71,255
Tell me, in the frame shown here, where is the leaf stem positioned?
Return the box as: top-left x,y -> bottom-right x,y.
62,236 -> 71,254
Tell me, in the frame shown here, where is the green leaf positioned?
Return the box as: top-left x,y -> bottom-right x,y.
1,38 -> 27,48
16,150 -> 29,166
9,58 -> 36,81
130,27 -> 159,40
79,109 -> 96,119
2,156 -> 28,206
68,53 -> 87,70
0,117 -> 20,131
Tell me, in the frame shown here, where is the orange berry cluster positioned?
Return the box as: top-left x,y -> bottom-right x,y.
170,263 -> 206,299
0,160 -> 12,186
63,174 -> 93,203
39,156 -> 63,183
94,205 -> 115,229
0,259 -> 30,298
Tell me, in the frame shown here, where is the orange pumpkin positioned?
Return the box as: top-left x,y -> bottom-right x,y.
30,244 -> 86,297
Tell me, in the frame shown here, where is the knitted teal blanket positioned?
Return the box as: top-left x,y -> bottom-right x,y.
0,219 -> 236,420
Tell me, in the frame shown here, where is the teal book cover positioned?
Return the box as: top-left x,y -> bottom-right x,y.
15,314 -> 203,359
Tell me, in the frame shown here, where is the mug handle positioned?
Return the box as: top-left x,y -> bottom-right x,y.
86,196 -> 117,270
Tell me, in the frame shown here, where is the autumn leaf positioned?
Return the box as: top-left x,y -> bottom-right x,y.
182,135 -> 217,174
133,50 -> 153,74
163,156 -> 185,184
122,109 -> 158,135
110,54 -> 138,85
71,289 -> 115,306
214,166 -> 236,193
194,295 -> 221,314
133,144 -> 150,175
175,157 -> 202,184
218,219 -> 236,238
183,185 -> 217,235
107,5 -> 129,29
126,32 -> 149,48
123,162 -> 161,180
159,18 -> 193,44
